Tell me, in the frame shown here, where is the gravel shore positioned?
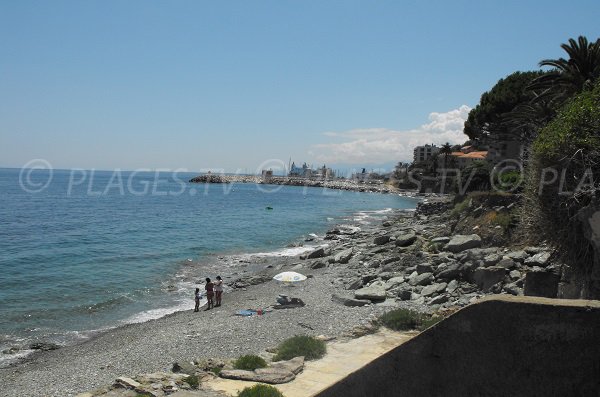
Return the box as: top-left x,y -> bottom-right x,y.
3,193 -> 552,397
0,211 -> 405,397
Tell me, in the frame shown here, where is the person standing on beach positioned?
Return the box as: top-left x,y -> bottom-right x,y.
194,288 -> 201,312
204,277 -> 214,310
214,276 -> 223,307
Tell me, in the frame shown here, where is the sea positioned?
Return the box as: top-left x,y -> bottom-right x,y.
0,167 -> 418,366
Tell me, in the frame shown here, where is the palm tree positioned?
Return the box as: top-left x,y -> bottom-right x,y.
439,142 -> 453,169
531,36 -> 600,102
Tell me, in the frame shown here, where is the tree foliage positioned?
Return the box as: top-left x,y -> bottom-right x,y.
464,71 -> 545,141
531,36 -> 600,104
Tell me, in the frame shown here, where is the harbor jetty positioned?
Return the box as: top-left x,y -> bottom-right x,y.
189,174 -> 399,194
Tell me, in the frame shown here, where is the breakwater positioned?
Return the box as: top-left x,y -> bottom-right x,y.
189,174 -> 399,193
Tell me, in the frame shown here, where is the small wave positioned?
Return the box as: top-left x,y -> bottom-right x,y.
246,244 -> 328,258
123,300 -> 195,324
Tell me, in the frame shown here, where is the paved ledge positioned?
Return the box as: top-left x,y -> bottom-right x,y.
316,295 -> 600,397
206,329 -> 416,397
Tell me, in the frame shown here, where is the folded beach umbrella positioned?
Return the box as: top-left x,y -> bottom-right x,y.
273,271 -> 307,283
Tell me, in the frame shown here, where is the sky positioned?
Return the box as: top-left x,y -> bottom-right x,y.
1,0 -> 600,173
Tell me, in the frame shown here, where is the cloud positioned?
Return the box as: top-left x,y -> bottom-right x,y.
309,105 -> 471,165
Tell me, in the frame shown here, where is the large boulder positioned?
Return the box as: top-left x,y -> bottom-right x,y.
306,247 -> 326,259
332,294 -> 371,307
334,248 -> 354,264
524,252 -> 552,267
384,276 -> 405,290
354,285 -> 387,301
421,282 -> 447,297
395,232 -> 417,247
408,272 -> 434,286
524,271 -> 560,298
444,234 -> 482,253
220,357 -> 304,384
373,235 -> 391,245
437,263 -> 461,280
473,267 -> 507,291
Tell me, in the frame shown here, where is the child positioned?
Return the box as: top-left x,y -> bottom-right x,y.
194,288 -> 201,312
204,277 -> 214,310
214,276 -> 224,307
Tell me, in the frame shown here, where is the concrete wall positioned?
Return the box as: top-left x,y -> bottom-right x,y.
315,296 -> 600,397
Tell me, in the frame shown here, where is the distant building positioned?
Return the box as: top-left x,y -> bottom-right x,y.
289,162 -> 312,178
261,169 -> 273,182
447,150 -> 488,170
413,144 -> 440,163
352,168 -> 371,181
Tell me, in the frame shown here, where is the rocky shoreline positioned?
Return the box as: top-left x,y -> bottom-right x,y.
0,195 -> 562,397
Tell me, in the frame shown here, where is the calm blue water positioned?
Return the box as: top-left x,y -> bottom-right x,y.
0,168 -> 417,363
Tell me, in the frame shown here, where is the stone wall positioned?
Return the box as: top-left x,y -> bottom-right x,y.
315,296 -> 600,397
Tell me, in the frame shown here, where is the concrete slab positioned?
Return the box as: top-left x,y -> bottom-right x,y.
206,329 -> 416,397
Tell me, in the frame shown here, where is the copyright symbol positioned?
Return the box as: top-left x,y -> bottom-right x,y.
255,159 -> 287,194
491,159 -> 523,192
19,159 -> 53,193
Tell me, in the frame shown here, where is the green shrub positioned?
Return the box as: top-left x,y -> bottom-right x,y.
183,374 -> 200,389
379,309 -> 443,331
238,384 -> 285,397
493,170 -> 523,192
450,199 -> 469,218
272,335 -> 326,362
379,309 -> 423,330
209,366 -> 222,375
417,315 -> 443,331
492,212 -> 513,230
233,355 -> 267,371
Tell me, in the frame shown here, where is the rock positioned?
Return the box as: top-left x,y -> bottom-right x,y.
509,270 -> 521,280
172,361 -> 198,375
115,377 -> 142,389
524,252 -> 551,267
28,342 -> 60,351
170,392 -> 214,397
506,250 -> 529,263
408,272 -> 434,286
429,294 -> 449,305
361,274 -> 378,284
397,286 -> 412,301
220,368 -> 295,384
524,271 -> 560,298
525,246 -> 544,255
334,248 -> 354,264
496,258 -> 517,270
345,278 -> 363,290
483,253 -> 502,267
306,248 -> 326,259
268,356 -> 304,375
331,294 -> 370,307
431,236 -> 450,245
503,283 -> 522,296
384,276 -> 405,290
395,232 -> 417,247
436,263 -> 461,280
472,267 -> 507,291
444,234 -> 482,253
446,279 -> 459,293
421,283 -> 447,297
416,263 -> 434,274
373,235 -> 391,245
464,248 -> 497,261
354,285 -> 387,301
310,261 -> 326,269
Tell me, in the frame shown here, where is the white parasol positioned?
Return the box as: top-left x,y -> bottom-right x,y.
273,271 -> 307,283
